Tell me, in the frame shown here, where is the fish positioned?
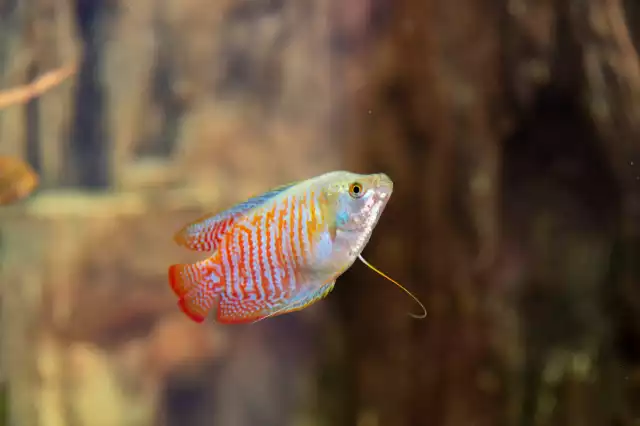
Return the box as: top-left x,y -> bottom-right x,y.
0,156 -> 39,206
168,170 -> 426,324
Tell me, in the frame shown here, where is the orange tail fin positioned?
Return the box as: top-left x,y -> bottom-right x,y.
168,259 -> 223,323
168,263 -> 198,297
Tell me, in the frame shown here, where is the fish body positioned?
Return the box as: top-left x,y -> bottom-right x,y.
169,170 -> 393,324
0,156 -> 38,206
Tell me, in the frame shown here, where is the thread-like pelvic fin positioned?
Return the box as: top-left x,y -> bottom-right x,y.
358,254 -> 427,319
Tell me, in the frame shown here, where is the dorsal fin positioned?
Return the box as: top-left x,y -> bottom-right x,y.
174,181 -> 298,252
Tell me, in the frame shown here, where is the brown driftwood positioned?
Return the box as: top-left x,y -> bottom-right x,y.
334,0 -> 640,425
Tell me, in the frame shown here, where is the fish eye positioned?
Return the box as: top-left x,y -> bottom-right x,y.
348,182 -> 364,198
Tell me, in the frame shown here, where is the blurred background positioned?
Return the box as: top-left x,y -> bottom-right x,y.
1,0 -> 640,425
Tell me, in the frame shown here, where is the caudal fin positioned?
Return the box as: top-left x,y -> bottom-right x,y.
168,259 -> 223,323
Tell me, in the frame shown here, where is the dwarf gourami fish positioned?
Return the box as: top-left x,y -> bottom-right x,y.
168,170 -> 426,324
0,156 -> 38,206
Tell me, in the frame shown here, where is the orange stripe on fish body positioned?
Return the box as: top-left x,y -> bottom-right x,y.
214,192 -> 332,323
169,179 -> 335,324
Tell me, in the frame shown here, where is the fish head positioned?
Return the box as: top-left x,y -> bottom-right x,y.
322,171 -> 393,260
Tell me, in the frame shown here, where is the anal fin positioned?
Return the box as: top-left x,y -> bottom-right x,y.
215,279 -> 337,324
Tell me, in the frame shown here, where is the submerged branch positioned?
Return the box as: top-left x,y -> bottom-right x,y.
0,62 -> 78,110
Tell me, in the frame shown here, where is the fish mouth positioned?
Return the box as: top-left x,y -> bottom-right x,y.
374,173 -> 393,198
